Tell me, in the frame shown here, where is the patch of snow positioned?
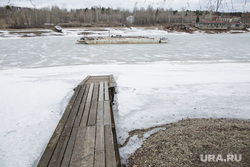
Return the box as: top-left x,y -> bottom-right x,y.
230,30 -> 246,33
143,127 -> 166,139
119,135 -> 144,165
119,127 -> 165,165
0,27 -> 170,39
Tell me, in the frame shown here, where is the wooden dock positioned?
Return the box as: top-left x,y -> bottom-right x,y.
37,75 -> 120,167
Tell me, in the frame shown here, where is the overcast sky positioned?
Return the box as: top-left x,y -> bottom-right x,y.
1,0 -> 249,12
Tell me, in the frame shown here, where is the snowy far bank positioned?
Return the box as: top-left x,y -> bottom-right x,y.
0,27 -> 170,38
1,26 -> 249,39
0,63 -> 250,166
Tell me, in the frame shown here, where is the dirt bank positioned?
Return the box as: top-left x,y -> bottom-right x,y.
127,118 -> 250,167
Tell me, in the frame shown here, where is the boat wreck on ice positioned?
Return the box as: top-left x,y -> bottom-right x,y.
54,25 -> 62,32
77,35 -> 168,44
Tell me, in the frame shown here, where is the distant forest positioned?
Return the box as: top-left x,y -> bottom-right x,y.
0,5 -> 248,29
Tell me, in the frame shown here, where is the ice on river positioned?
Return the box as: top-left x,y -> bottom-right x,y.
0,28 -> 250,166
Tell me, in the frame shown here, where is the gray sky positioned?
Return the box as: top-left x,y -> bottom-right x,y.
1,0 -> 249,12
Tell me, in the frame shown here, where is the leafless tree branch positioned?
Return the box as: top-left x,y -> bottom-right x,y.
30,0 -> 36,7
7,0 -> 36,7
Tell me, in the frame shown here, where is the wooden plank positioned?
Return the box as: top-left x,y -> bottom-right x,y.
69,126 -> 87,166
48,85 -> 86,167
94,125 -> 105,167
104,101 -> 111,126
80,102 -> 91,127
60,127 -> 78,167
78,75 -> 91,86
96,102 -> 104,125
48,129 -> 71,167
88,83 -> 99,126
110,75 -> 116,88
37,85 -> 81,167
112,125 -> 121,167
39,75 -> 121,167
74,84 -> 89,128
104,81 -> 109,101
92,83 -> 99,102
98,82 -> 104,102
80,126 -> 96,167
80,83 -> 94,127
61,84 -> 89,167
97,103 -> 104,126
85,76 -> 110,84
110,75 -> 115,82
87,83 -> 94,103
105,125 -> 116,167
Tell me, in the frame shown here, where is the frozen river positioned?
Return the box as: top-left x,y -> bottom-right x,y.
0,28 -> 250,166
1,29 -> 250,69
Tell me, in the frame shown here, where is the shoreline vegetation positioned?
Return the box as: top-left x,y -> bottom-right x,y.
1,5 -> 249,31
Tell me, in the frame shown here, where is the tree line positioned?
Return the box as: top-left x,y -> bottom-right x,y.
0,5 -> 247,29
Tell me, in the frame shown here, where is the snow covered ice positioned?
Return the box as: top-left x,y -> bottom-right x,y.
0,28 -> 250,166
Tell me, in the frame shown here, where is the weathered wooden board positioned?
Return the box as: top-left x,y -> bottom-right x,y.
105,125 -> 117,167
94,125 -> 105,167
60,127 -> 78,167
110,75 -> 116,88
78,75 -> 91,86
104,101 -> 112,126
98,82 -> 104,102
81,126 -> 96,167
70,126 -> 87,167
37,85 -> 81,167
104,81 -> 109,101
74,84 -> 90,128
48,85 -> 86,167
88,83 -> 99,126
38,75 -> 120,167
85,75 -> 111,84
86,83 -> 94,103
97,102 -> 104,125
80,102 -> 91,127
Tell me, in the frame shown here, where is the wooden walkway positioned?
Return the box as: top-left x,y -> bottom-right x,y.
38,75 -> 120,167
